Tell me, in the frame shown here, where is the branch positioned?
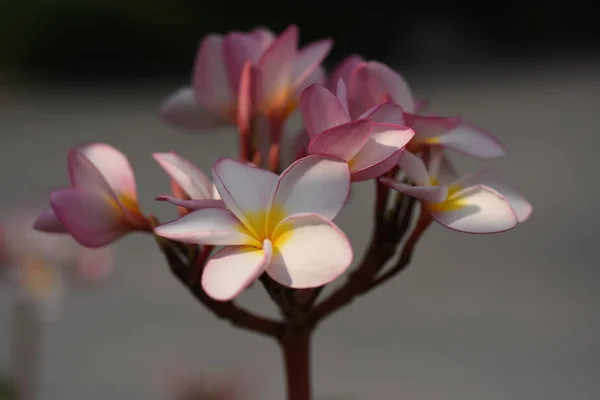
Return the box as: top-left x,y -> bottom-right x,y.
159,240 -> 284,338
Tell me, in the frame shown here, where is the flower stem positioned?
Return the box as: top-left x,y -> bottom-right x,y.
280,330 -> 312,400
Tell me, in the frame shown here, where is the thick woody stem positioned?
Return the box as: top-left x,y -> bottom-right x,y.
279,330 -> 312,400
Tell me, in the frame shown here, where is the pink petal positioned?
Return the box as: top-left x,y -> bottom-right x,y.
404,114 -> 462,139
335,79 -> 350,116
212,158 -> 278,237
450,172 -> 532,223
434,123 -> 506,159
296,66 -> 326,95
398,151 -> 430,186
249,27 -> 276,51
67,147 -> 114,195
50,189 -> 126,248
202,242 -> 271,301
291,39 -> 333,90
429,185 -> 518,234
267,155 -> 350,228
300,84 -> 351,138
359,61 -> 416,113
160,87 -> 227,130
236,61 -> 253,135
255,25 -> 299,111
154,208 -> 259,246
33,209 -> 68,233
414,99 -> 430,113
307,120 -> 374,162
153,152 -> 212,199
380,178 -> 448,203
156,196 -> 225,211
329,55 -> 364,92
361,102 -> 405,125
349,124 -> 414,181
267,213 -> 352,288
75,143 -> 138,200
223,32 -> 263,92
192,35 -> 234,113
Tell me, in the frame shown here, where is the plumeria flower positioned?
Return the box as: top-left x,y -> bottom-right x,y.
161,25 -> 330,133
0,206 -> 113,317
33,143 -> 150,248
300,82 -> 415,181
380,149 -> 532,233
155,155 -> 353,301
331,55 -> 505,159
153,151 -> 224,216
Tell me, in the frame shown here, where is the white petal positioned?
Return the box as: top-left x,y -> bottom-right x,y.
429,185 -> 518,233
398,151 -> 430,186
435,123 -> 506,159
380,178 -> 448,203
153,152 -> 212,199
160,87 -> 227,130
212,158 -> 278,238
268,155 -> 350,229
267,213 -> 352,288
202,242 -> 271,301
154,208 -> 259,246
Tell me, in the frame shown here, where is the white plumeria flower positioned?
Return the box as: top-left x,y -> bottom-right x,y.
380,149 -> 532,233
154,155 -> 353,301
153,152 -> 225,214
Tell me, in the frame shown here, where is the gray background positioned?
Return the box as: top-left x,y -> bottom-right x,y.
0,63 -> 598,399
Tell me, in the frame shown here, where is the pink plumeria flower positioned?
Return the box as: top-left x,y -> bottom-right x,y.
153,152 -> 224,216
155,155 -> 353,301
33,143 -> 150,248
300,82 -> 415,181
380,149 -> 532,233
161,25 -> 330,132
331,55 -> 505,159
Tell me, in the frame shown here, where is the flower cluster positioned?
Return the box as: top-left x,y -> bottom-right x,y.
33,25 -> 531,303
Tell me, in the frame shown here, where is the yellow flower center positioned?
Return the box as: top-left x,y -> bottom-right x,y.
239,203 -> 294,249
426,177 -> 466,212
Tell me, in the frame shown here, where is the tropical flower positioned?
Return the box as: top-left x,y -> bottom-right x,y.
155,155 -> 353,300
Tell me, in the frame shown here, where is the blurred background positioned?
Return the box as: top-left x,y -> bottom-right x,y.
1,1 -> 599,399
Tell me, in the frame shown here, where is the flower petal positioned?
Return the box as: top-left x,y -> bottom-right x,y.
192,35 -> 233,113
236,61 -> 253,135
358,61 -> 416,113
223,32 -> 263,92
202,242 -> 271,301
67,147 -> 114,195
296,65 -> 326,95
212,158 -> 278,237
50,189 -> 126,248
268,155 -> 350,228
349,124 -> 414,181
404,114 -> 462,139
450,172 -> 532,223
361,102 -> 405,125
160,87 -> 226,130
291,39 -> 333,90
250,27 -> 276,51
267,213 -> 352,288
154,208 -> 258,246
397,151 -> 430,186
156,196 -> 226,211
33,209 -> 68,233
255,25 -> 298,111
300,84 -> 351,138
75,143 -> 137,200
335,79 -> 350,116
380,178 -> 448,203
153,152 -> 212,199
329,55 -> 363,92
433,123 -> 506,159
429,185 -> 518,233
307,120 -> 373,162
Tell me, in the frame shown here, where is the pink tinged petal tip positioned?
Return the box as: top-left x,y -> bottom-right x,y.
202,240 -> 272,301
307,120 -> 374,162
291,39 -> 333,90
429,185 -> 518,234
433,123 -> 506,159
300,84 -> 351,138
160,87 -> 227,130
268,155 -> 351,228
398,151 -> 430,186
50,189 -> 127,248
33,209 -> 68,233
360,61 -> 416,113
193,35 -> 234,115
223,32 -> 263,92
348,124 -> 415,182
404,114 -> 462,140
380,178 -> 448,203
361,102 -> 405,125
156,196 -> 226,211
152,152 -> 213,199
266,213 -> 352,288
329,55 -> 364,92
153,208 -> 259,247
